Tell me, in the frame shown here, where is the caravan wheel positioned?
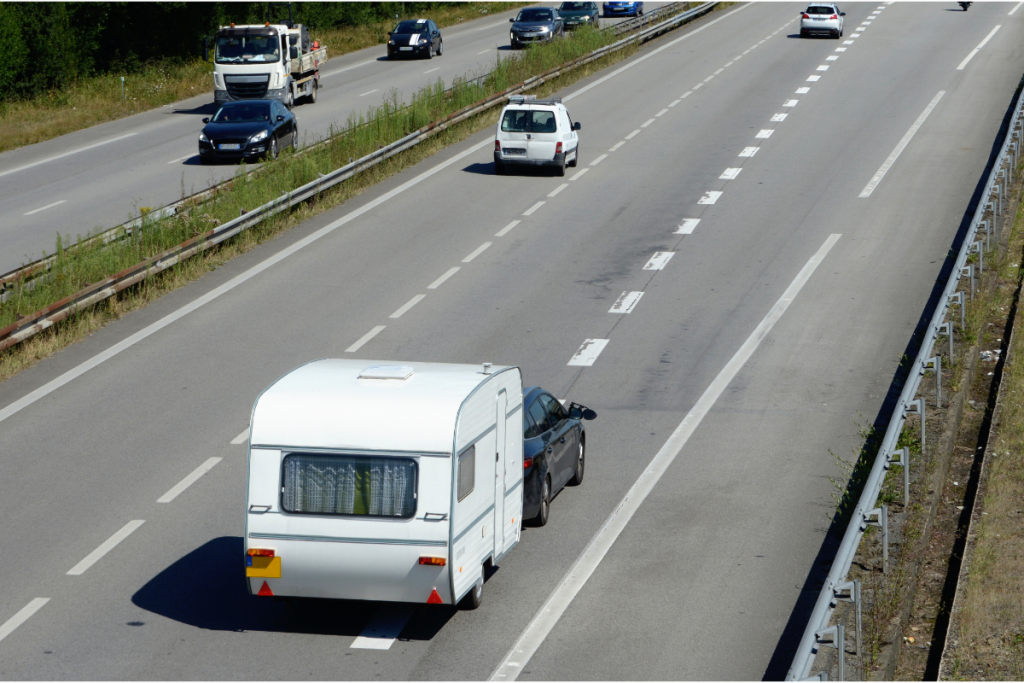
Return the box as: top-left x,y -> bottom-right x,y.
460,573 -> 483,610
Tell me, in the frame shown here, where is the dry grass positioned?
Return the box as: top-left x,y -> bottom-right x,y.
0,2 -> 531,155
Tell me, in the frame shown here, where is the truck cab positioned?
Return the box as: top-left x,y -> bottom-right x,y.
213,23 -> 325,108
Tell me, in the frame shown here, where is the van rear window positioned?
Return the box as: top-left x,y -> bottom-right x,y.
281,453 -> 417,518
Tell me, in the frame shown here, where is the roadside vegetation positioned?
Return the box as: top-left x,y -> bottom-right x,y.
0,2 -> 529,155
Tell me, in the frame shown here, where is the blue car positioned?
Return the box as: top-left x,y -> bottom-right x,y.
603,1 -> 644,17
522,387 -> 596,526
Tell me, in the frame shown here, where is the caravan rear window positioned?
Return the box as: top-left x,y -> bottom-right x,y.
281,453 -> 417,518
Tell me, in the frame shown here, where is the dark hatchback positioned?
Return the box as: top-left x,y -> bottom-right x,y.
522,387 -> 596,526
509,8 -> 564,49
558,1 -> 601,29
387,19 -> 443,59
198,100 -> 297,164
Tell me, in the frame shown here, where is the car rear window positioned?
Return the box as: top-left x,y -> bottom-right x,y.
806,6 -> 835,14
281,452 -> 417,518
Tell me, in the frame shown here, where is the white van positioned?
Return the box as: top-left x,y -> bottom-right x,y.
494,95 -> 581,176
244,359 -> 523,609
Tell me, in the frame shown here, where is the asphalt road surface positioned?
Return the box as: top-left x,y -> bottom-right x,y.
0,4 -> 651,273
0,2 -> 1022,680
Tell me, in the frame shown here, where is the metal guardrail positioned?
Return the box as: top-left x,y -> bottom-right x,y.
0,1 -> 693,295
786,80 -> 1024,681
0,1 -> 720,352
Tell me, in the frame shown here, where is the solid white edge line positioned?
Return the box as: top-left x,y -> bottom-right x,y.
488,233 -> 842,682
424,68 -> 440,74
463,242 -> 493,263
0,136 -> 493,426
0,133 -> 138,179
957,25 -> 1001,70
860,90 -> 945,198
0,598 -> 50,645
24,200 -> 67,216
231,428 -> 249,445
428,266 -> 461,289
67,520 -> 145,576
359,89 -> 379,97
157,457 -> 222,503
166,154 -> 195,165
346,325 -> 387,353
389,294 -> 426,319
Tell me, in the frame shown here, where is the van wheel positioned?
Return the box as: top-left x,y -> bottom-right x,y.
460,573 -> 483,610
568,145 -> 578,167
556,154 -> 566,177
568,439 -> 585,486
533,475 -> 551,527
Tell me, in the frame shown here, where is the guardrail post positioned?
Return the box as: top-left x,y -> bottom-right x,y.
887,447 -> 910,508
833,580 -> 862,657
906,398 -> 925,453
962,264 -> 975,300
939,321 -> 954,359
980,219 -> 990,251
816,624 -> 845,681
864,506 -> 889,573
924,356 -> 942,407
949,291 -> 965,330
995,184 -> 1002,216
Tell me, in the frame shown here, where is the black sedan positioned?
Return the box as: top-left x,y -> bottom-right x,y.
522,387 -> 596,526
509,8 -> 565,49
387,19 -> 443,59
558,1 -> 601,29
198,100 -> 297,164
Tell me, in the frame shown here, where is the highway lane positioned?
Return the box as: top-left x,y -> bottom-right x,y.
0,6 -> 652,274
0,2 -> 1022,680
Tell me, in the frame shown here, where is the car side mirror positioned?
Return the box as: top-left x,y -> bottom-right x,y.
387,31 -> 392,36
276,114 -> 285,121
841,11 -> 846,15
290,46 -> 298,59
568,403 -> 596,420
202,117 -> 210,123
573,121 -> 581,131
509,17 -> 515,22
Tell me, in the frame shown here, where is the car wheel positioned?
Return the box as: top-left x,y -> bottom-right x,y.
556,154 -> 566,177
437,39 -> 443,56
533,475 -> 551,527
568,144 -> 578,167
292,126 -> 298,150
269,136 -> 279,161
800,28 -> 807,38
426,44 -> 433,59
568,439 -> 585,486
460,571 -> 483,610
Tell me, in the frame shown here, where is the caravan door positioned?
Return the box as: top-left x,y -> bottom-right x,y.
494,390 -> 507,558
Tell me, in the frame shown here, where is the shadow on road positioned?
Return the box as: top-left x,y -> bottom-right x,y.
172,102 -> 218,117
132,536 -> 456,641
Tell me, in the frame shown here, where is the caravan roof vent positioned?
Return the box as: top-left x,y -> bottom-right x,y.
358,365 -> 414,380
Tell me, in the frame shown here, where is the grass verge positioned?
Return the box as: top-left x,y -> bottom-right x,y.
0,2 -> 530,156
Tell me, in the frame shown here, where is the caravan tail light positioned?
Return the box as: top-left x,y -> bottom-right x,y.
523,457 -> 533,469
556,142 -> 563,154
248,548 -> 275,557
419,557 -> 446,566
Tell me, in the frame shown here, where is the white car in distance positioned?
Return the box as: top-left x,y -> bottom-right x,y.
800,3 -> 845,38
494,95 -> 581,177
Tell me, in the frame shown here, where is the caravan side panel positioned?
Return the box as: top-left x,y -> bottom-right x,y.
496,370 -> 523,559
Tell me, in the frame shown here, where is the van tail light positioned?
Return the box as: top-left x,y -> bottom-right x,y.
419,557 -> 446,566
248,548 -> 275,557
556,142 -> 563,154
802,12 -> 809,18
524,457 -> 533,469
495,140 -> 501,152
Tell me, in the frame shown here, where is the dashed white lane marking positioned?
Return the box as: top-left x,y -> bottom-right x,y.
428,266 -> 461,289
1010,1 -> 1023,15
796,87 -> 810,94
569,168 -> 589,181
548,183 -> 568,197
816,65 -> 829,71
844,39 -> 855,44
523,201 -> 546,215
784,100 -> 798,107
854,27 -> 864,32
693,83 -> 704,90
860,90 -> 945,198
462,242 -> 493,263
567,339 -> 609,367
720,168 -> 741,180
158,458 -> 222,503
713,68 -> 724,75
643,251 -> 675,271
676,218 -> 701,234
756,129 -> 774,139
424,68 -> 440,74
351,605 -> 415,650
641,118 -> 656,128
681,91 -> 692,98
698,191 -> 723,205
703,75 -> 715,83
861,20 -> 871,25
346,326 -> 386,353
167,154 -> 195,164
958,25 -> 1001,70
0,599 -> 49,646
771,113 -> 787,122
609,292 -> 644,314
231,428 -> 249,445
733,55 -> 743,61
390,294 -> 426,319
320,59 -> 374,78
24,200 -> 66,216
67,520 -> 145,576
668,99 -> 681,107
359,89 -> 378,96
836,47 -> 847,52
609,141 -> 626,151
496,219 -> 521,236
739,147 -> 759,157
590,154 -> 608,167
849,33 -> 859,37
625,129 -> 641,140
478,49 -> 491,54
724,60 -> 734,67
490,234 -> 843,683
655,108 -> 669,117
807,75 -> 820,82
826,55 -> 838,61
0,132 -> 138,179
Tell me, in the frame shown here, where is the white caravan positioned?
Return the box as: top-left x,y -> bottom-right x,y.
244,359 -> 523,609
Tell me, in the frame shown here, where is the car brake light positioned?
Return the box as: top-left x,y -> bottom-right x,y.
802,12 -> 809,18
495,140 -> 501,152
247,548 -> 275,557
524,457 -> 533,469
556,142 -> 563,154
830,14 -> 837,19
419,557 -> 446,566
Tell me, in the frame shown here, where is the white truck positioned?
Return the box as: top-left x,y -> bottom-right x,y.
213,22 -> 327,109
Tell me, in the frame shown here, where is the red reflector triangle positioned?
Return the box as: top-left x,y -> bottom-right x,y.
426,588 -> 443,604
257,581 -> 274,597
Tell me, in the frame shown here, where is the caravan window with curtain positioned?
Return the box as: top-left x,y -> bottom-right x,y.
281,453 -> 418,518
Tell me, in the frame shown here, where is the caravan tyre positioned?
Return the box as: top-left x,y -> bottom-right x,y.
460,574 -> 483,610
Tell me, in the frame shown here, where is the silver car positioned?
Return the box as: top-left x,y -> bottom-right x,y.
800,3 -> 845,38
